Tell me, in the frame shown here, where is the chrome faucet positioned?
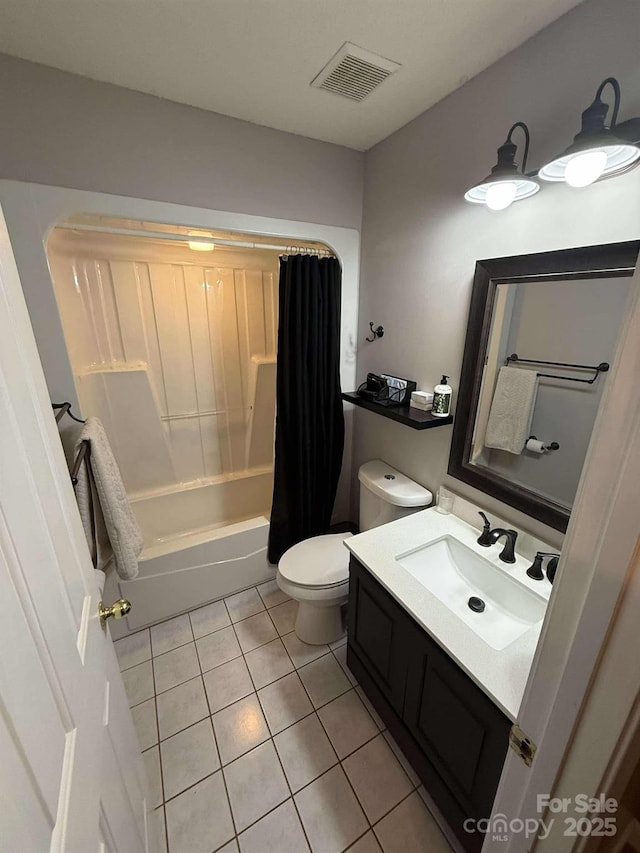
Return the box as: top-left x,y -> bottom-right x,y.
476,512 -> 518,563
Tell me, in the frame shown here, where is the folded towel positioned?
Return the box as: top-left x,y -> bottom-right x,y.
64,417 -> 142,579
485,367 -> 538,455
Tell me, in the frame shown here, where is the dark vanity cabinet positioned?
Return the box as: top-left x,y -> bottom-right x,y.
347,556 -> 511,853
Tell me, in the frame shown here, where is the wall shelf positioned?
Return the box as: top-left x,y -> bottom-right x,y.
341,391 -> 453,430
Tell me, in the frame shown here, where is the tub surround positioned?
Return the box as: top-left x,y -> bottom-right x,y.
345,507 -> 552,720
105,517 -> 274,639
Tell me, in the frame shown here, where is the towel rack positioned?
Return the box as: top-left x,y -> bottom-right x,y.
505,354 -> 609,385
52,401 -> 85,423
52,403 -> 90,487
70,441 -> 90,486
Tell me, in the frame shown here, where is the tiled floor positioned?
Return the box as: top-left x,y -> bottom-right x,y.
115,580 -> 454,853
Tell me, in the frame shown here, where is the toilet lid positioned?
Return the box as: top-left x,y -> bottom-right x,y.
278,533 -> 353,587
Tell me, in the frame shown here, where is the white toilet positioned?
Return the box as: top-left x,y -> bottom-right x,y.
276,460 -> 432,644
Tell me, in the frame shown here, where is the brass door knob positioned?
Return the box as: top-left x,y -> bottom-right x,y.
99,598 -> 132,623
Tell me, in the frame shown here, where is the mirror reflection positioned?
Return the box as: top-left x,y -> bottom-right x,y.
449,241 -> 639,531
469,276 -> 631,511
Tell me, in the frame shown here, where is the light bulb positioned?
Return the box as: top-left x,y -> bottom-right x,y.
564,150 -> 608,187
188,231 -> 215,251
485,182 -> 517,211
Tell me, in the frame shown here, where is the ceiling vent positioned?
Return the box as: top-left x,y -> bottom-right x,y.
311,42 -> 401,103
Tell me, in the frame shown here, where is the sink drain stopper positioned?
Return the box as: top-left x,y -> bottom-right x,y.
468,596 -> 485,613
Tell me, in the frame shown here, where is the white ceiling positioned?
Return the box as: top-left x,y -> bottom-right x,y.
0,0 -> 583,151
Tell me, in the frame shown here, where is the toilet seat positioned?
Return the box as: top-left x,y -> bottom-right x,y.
278,532 -> 352,589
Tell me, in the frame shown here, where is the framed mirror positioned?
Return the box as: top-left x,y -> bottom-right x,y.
449,241 -> 639,531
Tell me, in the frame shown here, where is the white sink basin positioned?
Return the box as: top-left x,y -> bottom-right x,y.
396,535 -> 546,650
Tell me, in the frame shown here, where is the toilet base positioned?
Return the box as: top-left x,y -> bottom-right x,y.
295,600 -> 344,645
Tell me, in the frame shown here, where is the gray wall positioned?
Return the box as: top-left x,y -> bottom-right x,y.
355,0 -> 640,541
0,53 -> 363,229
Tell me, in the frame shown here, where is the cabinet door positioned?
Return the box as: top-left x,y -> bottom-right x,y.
404,623 -> 511,820
347,558 -> 409,714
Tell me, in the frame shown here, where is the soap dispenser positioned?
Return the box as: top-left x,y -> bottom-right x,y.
432,375 -> 452,417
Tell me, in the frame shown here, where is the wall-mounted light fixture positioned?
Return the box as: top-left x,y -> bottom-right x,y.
464,122 -> 539,210
188,231 -> 215,251
464,78 -> 640,209
539,77 -> 640,187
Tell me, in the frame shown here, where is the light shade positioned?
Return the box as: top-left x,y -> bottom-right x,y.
539,77 -> 640,184
187,231 -> 215,251
465,122 -> 540,210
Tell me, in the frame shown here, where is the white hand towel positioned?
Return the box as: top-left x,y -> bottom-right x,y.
64,417 -> 142,579
485,367 -> 538,455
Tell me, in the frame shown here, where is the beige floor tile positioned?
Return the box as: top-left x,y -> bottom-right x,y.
244,638 -> 294,689
295,765 -> 368,853
317,689 -> 379,758
165,771 -> 234,853
131,698 -> 158,751
160,718 -> 220,801
203,656 -> 254,714
282,632 -> 330,669
212,694 -> 270,765
150,614 -> 193,656
142,746 -> 163,808
223,741 -> 289,832
234,611 -> 277,653
258,671 -> 313,734
257,578 -> 290,609
373,792 -> 453,853
274,714 -> 337,792
114,629 -> 151,671
153,642 -> 200,694
149,806 -> 167,853
196,625 -> 242,672
238,799 -> 310,853
156,676 -> 208,741
343,735 -> 413,823
189,599 -> 230,639
121,660 -> 154,707
225,588 -> 265,623
347,831 -> 383,852
268,599 -> 298,635
332,644 -> 358,685
298,653 -> 351,708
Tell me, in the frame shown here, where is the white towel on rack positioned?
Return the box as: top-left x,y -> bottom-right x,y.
485,367 -> 539,455
64,417 -> 142,579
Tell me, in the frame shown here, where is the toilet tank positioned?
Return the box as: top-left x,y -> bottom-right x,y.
358,460 -> 433,531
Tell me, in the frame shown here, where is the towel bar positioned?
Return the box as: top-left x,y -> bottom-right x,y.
505,354 -> 609,385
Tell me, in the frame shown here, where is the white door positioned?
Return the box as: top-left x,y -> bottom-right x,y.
0,203 -> 149,852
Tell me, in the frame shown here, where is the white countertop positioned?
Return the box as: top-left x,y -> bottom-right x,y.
345,507 -> 552,721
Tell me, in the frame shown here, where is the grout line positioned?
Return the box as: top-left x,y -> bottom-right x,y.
145,587 -> 442,852
198,645 -> 239,842
147,633 -> 169,853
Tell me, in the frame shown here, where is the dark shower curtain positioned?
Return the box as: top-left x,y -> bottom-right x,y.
267,254 -> 344,564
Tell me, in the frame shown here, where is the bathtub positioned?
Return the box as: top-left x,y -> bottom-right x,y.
105,469 -> 275,639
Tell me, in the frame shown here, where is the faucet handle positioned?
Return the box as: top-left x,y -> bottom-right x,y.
546,556 -> 559,584
526,553 -> 545,580
526,551 -> 559,582
477,512 -> 493,546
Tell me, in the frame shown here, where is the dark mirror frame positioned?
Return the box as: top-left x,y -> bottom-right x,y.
448,240 -> 639,532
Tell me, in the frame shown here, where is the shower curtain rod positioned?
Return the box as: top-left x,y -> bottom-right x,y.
56,223 -> 334,256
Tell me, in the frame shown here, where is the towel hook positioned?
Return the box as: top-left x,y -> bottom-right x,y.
366,322 -> 384,342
